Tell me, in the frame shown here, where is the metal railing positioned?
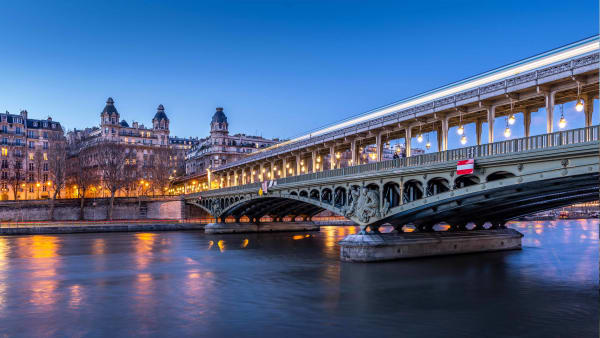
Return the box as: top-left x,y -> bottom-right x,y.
202,125 -> 599,195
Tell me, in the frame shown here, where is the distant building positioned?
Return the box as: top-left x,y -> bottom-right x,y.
185,107 -> 279,175
66,97 -> 198,197
0,110 -> 64,200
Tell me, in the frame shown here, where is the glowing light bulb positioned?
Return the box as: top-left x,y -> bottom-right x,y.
508,114 -> 516,125
425,141 -> 431,149
457,125 -> 464,135
417,134 -> 423,143
575,99 -> 584,112
504,127 -> 511,138
460,135 -> 467,145
558,116 -> 567,129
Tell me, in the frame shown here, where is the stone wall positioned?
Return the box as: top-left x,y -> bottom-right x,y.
0,197 -> 185,221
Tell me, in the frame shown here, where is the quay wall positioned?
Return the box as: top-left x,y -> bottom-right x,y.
0,197 -> 185,221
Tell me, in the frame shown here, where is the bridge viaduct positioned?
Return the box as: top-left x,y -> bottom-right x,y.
183,37 -> 600,261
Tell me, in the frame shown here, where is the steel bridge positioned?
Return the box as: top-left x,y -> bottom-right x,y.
186,126 -> 599,232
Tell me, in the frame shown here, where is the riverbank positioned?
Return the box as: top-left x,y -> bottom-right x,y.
0,220 -> 205,235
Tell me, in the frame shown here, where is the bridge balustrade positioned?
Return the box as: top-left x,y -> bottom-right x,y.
206,125 -> 598,194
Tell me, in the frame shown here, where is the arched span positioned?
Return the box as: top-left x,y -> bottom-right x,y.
202,193 -> 350,223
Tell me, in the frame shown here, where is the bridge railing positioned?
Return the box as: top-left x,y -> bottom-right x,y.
206,125 -> 598,194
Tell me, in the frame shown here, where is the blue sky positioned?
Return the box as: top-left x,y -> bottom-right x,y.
0,0 -> 598,147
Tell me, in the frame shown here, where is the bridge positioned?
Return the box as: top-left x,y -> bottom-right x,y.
182,36 -> 600,261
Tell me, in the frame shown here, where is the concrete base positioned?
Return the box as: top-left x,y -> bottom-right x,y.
205,222 -> 320,234
339,229 -> 523,262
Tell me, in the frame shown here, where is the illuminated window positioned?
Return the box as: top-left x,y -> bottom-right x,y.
43,153 -> 47,161
1,148 -> 6,156
29,153 -> 33,160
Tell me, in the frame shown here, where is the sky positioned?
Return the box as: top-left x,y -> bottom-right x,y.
0,0 -> 598,147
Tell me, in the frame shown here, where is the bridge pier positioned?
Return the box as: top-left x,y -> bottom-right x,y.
339,229 -> 523,262
205,221 -> 320,234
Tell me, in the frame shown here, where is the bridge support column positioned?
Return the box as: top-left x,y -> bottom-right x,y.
311,150 -> 317,173
339,228 -> 523,262
375,133 -> 382,162
405,127 -> 412,157
282,158 -> 287,178
205,222 -> 320,234
329,146 -> 335,170
476,119 -> 483,145
584,94 -> 594,128
269,161 -> 275,180
545,91 -> 556,135
296,154 -> 301,175
351,139 -> 357,166
440,116 -> 448,151
487,106 -> 496,144
523,109 -> 532,138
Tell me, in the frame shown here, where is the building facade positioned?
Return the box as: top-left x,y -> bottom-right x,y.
0,110 -> 64,200
185,107 -> 279,176
66,97 -> 198,197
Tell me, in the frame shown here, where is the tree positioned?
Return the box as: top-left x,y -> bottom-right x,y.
47,137 -> 67,220
150,147 -> 175,196
96,142 -> 127,220
67,146 -> 99,220
7,159 -> 23,200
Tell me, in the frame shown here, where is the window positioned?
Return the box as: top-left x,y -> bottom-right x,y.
28,163 -> 33,171
43,132 -> 48,139
1,160 -> 6,169
28,141 -> 34,149
1,148 -> 7,156
15,127 -> 21,135
27,131 -> 35,138
43,142 -> 48,149
43,163 -> 48,171
1,126 -> 5,133
28,173 -> 33,182
43,174 -> 47,182
15,139 -> 21,146
28,153 -> 33,160
43,153 -> 47,161
15,161 -> 21,169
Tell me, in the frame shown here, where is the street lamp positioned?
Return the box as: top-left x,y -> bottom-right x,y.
558,104 -> 567,129
575,81 -> 584,112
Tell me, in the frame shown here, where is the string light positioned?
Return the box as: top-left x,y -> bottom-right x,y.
504,116 -> 511,138
460,135 -> 467,145
457,110 -> 464,135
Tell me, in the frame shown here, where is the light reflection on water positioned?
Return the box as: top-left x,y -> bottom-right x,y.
0,219 -> 594,337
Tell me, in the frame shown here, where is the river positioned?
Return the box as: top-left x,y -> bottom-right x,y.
0,219 -> 596,337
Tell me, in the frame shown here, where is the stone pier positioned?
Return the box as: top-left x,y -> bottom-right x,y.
205,221 -> 320,234
339,229 -> 523,262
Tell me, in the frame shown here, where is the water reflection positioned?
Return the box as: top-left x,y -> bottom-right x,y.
0,220 -> 594,337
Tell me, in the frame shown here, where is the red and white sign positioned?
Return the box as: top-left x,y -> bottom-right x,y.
457,159 -> 474,175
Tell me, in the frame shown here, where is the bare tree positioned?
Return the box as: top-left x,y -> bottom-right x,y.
96,142 -> 127,220
150,147 -> 175,196
68,149 -> 98,220
47,137 -> 67,220
7,161 -> 23,201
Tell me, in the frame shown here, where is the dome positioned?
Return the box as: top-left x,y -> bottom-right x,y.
211,107 -> 228,124
153,104 -> 169,121
101,97 -> 119,116
120,120 -> 129,127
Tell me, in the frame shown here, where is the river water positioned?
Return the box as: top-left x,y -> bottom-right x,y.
0,219 -> 596,337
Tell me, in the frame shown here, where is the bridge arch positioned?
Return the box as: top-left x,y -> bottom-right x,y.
454,174 -> 480,188
321,188 -> 333,204
486,171 -> 516,182
403,179 -> 423,202
334,187 -> 347,207
383,182 -> 401,208
426,177 -> 450,196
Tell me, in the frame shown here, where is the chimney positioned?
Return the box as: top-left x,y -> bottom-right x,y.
47,116 -> 52,121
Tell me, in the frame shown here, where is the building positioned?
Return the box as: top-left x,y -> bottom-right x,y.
184,107 -> 279,175
0,110 -> 64,200
66,97 -> 198,197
